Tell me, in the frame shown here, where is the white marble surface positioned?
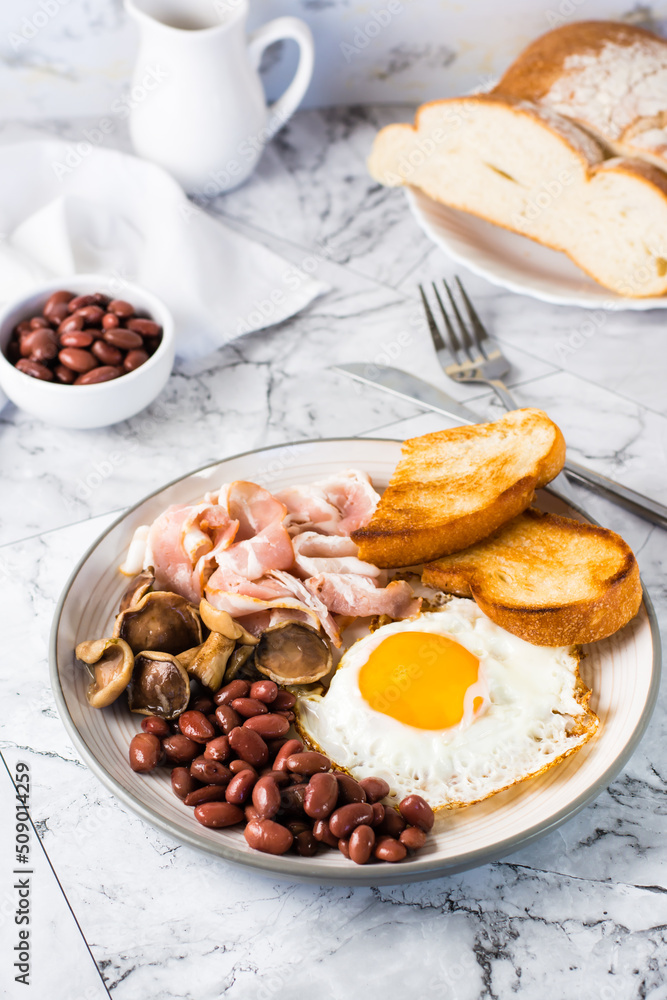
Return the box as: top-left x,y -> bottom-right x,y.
1,106 -> 667,999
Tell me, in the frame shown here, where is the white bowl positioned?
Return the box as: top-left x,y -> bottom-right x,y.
0,274 -> 175,429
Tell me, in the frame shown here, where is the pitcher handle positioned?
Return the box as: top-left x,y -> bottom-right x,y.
248,17 -> 315,140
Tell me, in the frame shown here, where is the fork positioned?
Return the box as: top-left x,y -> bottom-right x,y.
419,276 -> 667,525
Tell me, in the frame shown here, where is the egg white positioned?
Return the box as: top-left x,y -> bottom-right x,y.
296,598 -> 598,809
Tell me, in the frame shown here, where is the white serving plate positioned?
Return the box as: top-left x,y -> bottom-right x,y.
407,187 -> 667,310
50,438 -> 661,885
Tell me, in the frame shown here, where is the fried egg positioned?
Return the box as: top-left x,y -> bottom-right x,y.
296,598 -> 598,809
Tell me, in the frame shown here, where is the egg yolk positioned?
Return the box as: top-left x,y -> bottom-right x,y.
358,631 -> 481,730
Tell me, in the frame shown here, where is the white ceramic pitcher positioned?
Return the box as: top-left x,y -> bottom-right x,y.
124,0 -> 315,194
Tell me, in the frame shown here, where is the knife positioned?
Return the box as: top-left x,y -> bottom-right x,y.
332,362 -> 667,531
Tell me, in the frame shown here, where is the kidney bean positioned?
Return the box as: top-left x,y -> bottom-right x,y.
274,710 -> 296,724
58,314 -> 85,336
335,773 -> 367,804
371,803 -> 385,828
279,783 -> 307,815
75,305 -> 105,326
229,759 -> 256,776
225,769 -> 258,805
207,714 -> 219,731
228,726 -> 268,768
190,695 -> 215,715
74,365 -> 122,384
58,347 -> 97,373
272,739 -> 303,771
259,769 -> 290,788
214,679 -> 250,706
129,732 -> 162,773
126,317 -> 160,336
285,752 -> 330,775
398,794 -> 434,832
141,715 -> 171,739
243,714 -> 290,739
272,690 -> 296,711
43,290 -> 74,318
171,767 -> 198,800
329,802 -> 374,839
378,808 -> 406,839
92,292 -> 110,306
244,819 -> 293,855
304,772 -> 338,820
54,363 -> 76,384
349,825 -> 376,865
162,734 -> 199,765
215,704 -> 241,734
266,737 -> 290,757
25,328 -> 58,361
249,679 -> 278,704
16,319 -> 33,334
312,818 -> 339,848
359,777 -> 390,804
108,298 -> 135,317
190,757 -> 231,786
231,697 -> 268,718
102,312 -> 120,330
91,340 -> 122,365
16,358 -> 53,380
400,826 -> 427,850
68,294 -> 97,312
104,328 -> 143,350
194,801 -> 244,828
123,349 -> 149,372
245,804 -> 260,822
292,828 -> 318,857
204,735 -> 231,762
30,316 -> 51,329
252,775 -> 281,820
338,838 -> 350,859
48,301 -> 70,323
60,330 -> 94,349
374,836 -> 407,863
179,710 -> 216,744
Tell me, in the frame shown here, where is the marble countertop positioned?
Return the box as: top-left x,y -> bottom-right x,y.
2,106 -> 667,1000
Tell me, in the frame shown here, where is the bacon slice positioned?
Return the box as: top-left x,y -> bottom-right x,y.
292,531 -> 385,581
276,469 -> 379,536
147,502 -> 238,603
305,574 -> 421,619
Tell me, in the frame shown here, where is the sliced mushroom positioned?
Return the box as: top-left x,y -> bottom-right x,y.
114,591 -> 202,656
255,622 -> 332,685
118,566 -> 155,614
75,637 -> 134,708
127,650 -> 191,719
223,644 -> 258,684
199,600 -> 259,645
176,644 -> 203,671
185,632 -> 236,690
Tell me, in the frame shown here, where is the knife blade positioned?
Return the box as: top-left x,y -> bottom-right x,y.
332,362 -> 667,531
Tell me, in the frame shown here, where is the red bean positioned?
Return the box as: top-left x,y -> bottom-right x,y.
231,697 -> 268,718
162,734 -> 199,765
228,726 -> 268,768
272,739 -> 303,771
191,696 -> 215,715
214,679 -> 250,706
75,305 -> 105,325
249,679 -> 278,704
29,316 -> 51,329
225,769 -> 258,805
91,340 -> 123,365
102,312 -> 120,330
272,690 -> 296,711
274,710 -> 296,724
129,732 -> 162,773
74,365 -> 122,384
335,773 -> 367,804
141,715 -> 171,739
171,767 -> 198,800
127,317 -> 161,336
304,772 -> 338,820
123,349 -> 149,372
279,783 -> 307,815
215,704 -> 241,734
16,358 -> 53,381
252,775 -> 281,820
400,826 -> 427,850
229,759 -> 256,776
104,328 -> 143,350
293,828 -> 318,857
259,769 -> 290,788
58,314 -> 85,336
244,819 -> 293,855
60,330 -> 94,349
179,710 -> 216,743
312,819 -> 339,848
185,785 -> 227,807
378,808 -> 406,839
54,363 -> 76,384
58,347 -> 97,373
338,838 -> 350,859
371,803 -> 385,828
194,801 -> 244,828
24,328 -> 58,361
245,804 -> 260,822
285,752 -> 330,775
108,298 -> 135,317
243,714 -> 290,739
349,824 -> 375,865
398,794 -> 434,832
374,836 -> 408,862
329,802 -> 374,839
190,757 -> 231,786
359,777 -> 390,804
43,290 -> 74,319
203,735 -> 231,761
68,294 -> 97,312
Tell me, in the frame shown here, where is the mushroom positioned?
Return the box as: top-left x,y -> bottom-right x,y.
199,599 -> 259,645
118,566 -> 155,614
114,591 -> 202,656
75,637 -> 134,708
255,621 -> 332,685
183,631 -> 236,691
127,651 -> 191,719
223,644 -> 257,684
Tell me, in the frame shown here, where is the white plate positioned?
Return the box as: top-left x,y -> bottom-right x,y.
50,439 -> 661,885
407,187 -> 667,310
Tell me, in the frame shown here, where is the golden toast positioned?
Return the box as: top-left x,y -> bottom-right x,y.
422,508 -> 642,645
352,409 -> 565,568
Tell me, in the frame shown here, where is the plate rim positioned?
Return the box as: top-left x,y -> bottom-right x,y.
406,187 -> 667,311
49,436 -> 663,886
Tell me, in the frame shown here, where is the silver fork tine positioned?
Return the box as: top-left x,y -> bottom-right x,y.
418,285 -> 448,355
455,276 -> 490,359
442,279 -> 479,361
431,283 -> 462,362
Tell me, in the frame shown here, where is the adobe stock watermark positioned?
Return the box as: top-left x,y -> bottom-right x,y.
340,2 -> 404,64
545,0 -> 587,29
8,0 -> 72,51
511,170 -> 574,229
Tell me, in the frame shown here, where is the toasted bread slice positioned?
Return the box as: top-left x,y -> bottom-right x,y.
422,508 -> 642,645
351,409 -> 565,568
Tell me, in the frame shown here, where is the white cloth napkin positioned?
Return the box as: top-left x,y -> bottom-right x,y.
0,141 -> 328,360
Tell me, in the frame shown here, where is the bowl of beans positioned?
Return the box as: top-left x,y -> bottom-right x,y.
0,274 -> 175,428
